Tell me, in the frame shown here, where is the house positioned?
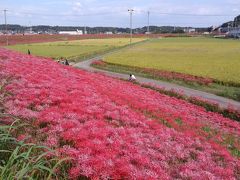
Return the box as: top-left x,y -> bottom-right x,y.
58,30 -> 83,35
184,28 -> 196,33
203,32 -> 210,35
105,32 -> 113,35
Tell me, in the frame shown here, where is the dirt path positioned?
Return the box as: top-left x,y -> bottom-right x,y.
73,54 -> 240,111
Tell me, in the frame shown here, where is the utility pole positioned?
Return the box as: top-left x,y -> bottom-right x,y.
128,9 -> 134,44
4,9 -> 8,46
29,21 -> 33,33
147,11 -> 150,34
233,18 -> 236,30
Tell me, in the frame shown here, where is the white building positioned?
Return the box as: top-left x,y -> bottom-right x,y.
59,30 -> 83,35
184,28 -> 196,33
105,32 -> 113,35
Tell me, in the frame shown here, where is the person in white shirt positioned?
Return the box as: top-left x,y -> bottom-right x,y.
129,74 -> 136,81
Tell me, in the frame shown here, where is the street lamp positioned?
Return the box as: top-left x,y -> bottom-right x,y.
147,11 -> 150,34
4,9 -> 8,46
128,9 -> 134,44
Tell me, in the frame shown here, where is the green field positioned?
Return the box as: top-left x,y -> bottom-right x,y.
7,38 -> 145,61
104,37 -> 240,83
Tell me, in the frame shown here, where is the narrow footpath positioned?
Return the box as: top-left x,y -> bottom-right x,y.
73,57 -> 240,111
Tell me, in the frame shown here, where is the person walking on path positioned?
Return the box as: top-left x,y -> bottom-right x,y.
27,49 -> 31,55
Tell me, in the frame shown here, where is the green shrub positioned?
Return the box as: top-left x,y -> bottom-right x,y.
0,117 -> 69,180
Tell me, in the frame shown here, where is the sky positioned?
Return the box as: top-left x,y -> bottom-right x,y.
1,0 -> 240,27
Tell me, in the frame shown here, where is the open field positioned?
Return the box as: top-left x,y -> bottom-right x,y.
1,48 -> 240,179
7,38 -> 145,61
104,37 -> 240,84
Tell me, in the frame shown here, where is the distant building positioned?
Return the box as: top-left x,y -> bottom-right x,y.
105,31 -> 113,35
203,32 -> 210,35
59,30 -> 83,35
24,27 -> 35,35
184,28 -> 196,33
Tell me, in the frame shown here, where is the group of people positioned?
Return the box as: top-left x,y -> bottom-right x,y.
28,49 -> 69,65
28,49 -> 136,81
57,58 -> 70,66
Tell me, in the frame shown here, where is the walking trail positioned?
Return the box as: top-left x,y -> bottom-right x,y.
73,52 -> 240,111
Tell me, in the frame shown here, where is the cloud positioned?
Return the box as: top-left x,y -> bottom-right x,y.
2,0 -> 239,27
72,1 -> 83,12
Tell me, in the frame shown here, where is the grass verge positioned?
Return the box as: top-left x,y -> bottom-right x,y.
0,116 -> 69,179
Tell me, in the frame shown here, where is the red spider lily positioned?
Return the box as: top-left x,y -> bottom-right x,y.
0,48 -> 240,179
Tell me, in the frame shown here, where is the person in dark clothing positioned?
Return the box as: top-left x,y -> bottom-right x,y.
27,49 -> 31,55
65,59 -> 69,66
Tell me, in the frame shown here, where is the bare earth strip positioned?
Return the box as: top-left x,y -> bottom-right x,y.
74,57 -> 240,110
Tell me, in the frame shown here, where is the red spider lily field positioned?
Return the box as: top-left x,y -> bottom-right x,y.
0,48 -> 240,179
0,34 -> 173,46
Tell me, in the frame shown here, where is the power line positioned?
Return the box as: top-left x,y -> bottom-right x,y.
3,9 -> 238,28
5,14 -> 224,27
6,10 -> 238,18
8,11 -> 117,17
149,11 -> 236,17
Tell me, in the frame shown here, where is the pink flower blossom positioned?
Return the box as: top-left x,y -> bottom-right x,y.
0,48 -> 240,179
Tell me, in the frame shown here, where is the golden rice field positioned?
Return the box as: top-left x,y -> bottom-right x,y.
7,38 -> 145,60
104,37 -> 240,83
